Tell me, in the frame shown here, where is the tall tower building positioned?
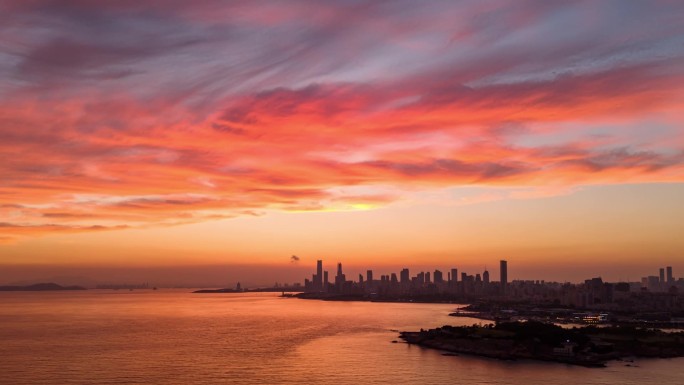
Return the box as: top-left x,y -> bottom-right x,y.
367,270 -> 373,283
400,268 -> 409,284
500,260 -> 508,296
433,270 -> 443,283
660,268 -> 665,283
451,268 -> 458,283
667,266 -> 674,283
483,269 -> 490,284
316,260 -> 323,290
334,263 -> 345,293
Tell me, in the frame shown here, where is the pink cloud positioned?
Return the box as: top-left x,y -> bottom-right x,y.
1,1 -> 684,240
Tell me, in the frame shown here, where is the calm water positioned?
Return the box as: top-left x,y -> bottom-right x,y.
1,291 -> 683,384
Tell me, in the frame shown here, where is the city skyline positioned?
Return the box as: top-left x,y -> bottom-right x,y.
294,259 -> 684,316
2,256 -> 680,289
301,259 -> 680,287
1,1 -> 684,283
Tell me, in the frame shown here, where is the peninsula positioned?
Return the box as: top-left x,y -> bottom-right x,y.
0,283 -> 86,291
400,321 -> 684,367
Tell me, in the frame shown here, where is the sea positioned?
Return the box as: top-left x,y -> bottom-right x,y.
1,290 -> 682,384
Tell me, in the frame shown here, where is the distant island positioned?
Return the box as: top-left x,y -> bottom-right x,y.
0,283 -> 86,291
193,288 -> 243,293
400,321 -> 684,367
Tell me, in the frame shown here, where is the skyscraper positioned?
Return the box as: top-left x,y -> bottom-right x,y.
367,270 -> 373,283
316,260 -> 323,290
667,266 -> 674,283
400,268 -> 409,284
500,260 -> 508,296
660,268 -> 665,283
433,270 -> 443,283
483,269 -> 490,284
335,263 -> 345,293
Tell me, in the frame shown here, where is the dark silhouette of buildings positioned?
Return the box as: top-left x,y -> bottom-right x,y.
500,260 -> 508,296
300,260 -> 684,314
315,260 -> 323,290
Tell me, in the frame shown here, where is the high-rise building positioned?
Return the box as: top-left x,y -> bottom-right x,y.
334,263 -> 346,293
425,272 -> 431,284
500,260 -> 508,296
367,270 -> 373,283
483,270 -> 490,284
400,268 -> 409,284
451,268 -> 458,283
335,263 -> 345,284
660,268 -> 665,283
433,270 -> 443,283
647,275 -> 660,291
316,260 -> 323,289
667,266 -> 674,283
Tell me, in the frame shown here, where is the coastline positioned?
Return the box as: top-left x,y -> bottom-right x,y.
400,322 -> 684,367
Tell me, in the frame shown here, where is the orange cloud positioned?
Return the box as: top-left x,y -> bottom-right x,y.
1,1 -> 684,243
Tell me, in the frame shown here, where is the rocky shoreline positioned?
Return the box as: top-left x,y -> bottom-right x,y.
400,321 -> 684,367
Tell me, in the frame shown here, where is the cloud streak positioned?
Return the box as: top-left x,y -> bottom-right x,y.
1,1 -> 684,240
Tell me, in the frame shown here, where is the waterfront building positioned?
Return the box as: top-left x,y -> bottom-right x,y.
400,268 -> 409,284
434,270 -> 443,283
500,260 -> 508,296
316,260 -> 323,290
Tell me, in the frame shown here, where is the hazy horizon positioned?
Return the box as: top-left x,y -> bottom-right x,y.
1,258 -> 679,288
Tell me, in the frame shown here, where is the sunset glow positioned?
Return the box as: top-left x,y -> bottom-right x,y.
1,1 -> 684,284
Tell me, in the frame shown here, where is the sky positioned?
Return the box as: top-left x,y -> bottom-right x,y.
1,1 -> 684,286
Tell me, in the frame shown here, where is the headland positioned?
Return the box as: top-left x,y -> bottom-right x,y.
0,282 -> 86,291
400,321 -> 684,367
